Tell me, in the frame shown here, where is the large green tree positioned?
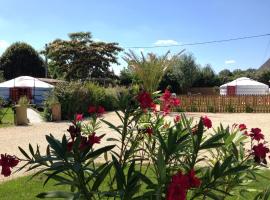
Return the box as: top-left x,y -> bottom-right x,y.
44,32 -> 122,81
159,54 -> 199,93
0,42 -> 45,79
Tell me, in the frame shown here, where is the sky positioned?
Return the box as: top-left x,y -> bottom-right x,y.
0,0 -> 270,74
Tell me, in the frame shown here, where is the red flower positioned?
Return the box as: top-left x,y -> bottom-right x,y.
250,128 -> 264,141
174,115 -> 181,123
67,141 -> 74,152
201,116 -> 212,129
88,106 -> 96,114
252,143 -> 270,164
238,124 -> 247,131
166,169 -> 201,200
0,154 -> 20,177
145,127 -> 153,136
67,125 -> 81,140
88,133 -> 102,146
187,169 -> 201,188
137,91 -> 155,110
75,114 -> 83,121
161,89 -> 181,115
97,106 -> 105,115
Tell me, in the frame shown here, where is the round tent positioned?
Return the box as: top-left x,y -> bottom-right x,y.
0,76 -> 54,105
220,77 -> 269,95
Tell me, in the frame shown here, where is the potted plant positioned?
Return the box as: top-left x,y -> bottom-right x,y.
14,96 -> 29,125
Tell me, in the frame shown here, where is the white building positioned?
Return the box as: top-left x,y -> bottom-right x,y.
0,76 -> 54,105
220,77 -> 269,95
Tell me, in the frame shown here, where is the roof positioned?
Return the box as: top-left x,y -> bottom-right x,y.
0,76 -> 54,88
37,78 -> 65,85
220,77 -> 268,88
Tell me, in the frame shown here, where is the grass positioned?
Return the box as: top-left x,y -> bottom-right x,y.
0,170 -> 270,199
0,107 -> 14,128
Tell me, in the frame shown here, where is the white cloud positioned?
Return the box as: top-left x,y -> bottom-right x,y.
154,39 -> 178,46
225,59 -> 236,64
0,40 -> 9,49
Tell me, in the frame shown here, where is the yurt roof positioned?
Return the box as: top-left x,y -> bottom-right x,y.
220,77 -> 268,88
0,76 -> 54,88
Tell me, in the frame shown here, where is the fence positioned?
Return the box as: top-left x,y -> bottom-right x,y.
178,95 -> 270,113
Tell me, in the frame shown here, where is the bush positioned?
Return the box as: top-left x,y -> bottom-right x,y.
225,104 -> 235,112
245,105 -> 254,113
51,82 -> 124,120
14,90 -> 270,199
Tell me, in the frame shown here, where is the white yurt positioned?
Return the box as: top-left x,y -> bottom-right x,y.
0,76 -> 54,105
220,77 -> 269,95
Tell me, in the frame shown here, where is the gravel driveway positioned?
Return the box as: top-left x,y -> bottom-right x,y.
1,112 -> 270,182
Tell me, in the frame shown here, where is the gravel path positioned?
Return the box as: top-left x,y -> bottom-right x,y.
0,112 -> 270,182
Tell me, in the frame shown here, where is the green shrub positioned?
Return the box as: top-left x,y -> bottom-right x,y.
207,105 -> 215,113
225,104 -> 235,113
43,94 -> 59,121
245,105 -> 254,113
51,82 -> 124,120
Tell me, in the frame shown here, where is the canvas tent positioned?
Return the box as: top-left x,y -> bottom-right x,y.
0,76 -> 54,105
220,77 -> 269,95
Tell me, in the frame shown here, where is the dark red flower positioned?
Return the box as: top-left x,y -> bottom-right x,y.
162,89 -> 172,101
67,141 -> 74,152
187,169 -> 201,188
201,116 -> 212,129
252,143 -> 270,164
0,154 -> 19,177
161,89 -> 181,115
250,128 -> 264,141
145,127 -> 153,136
171,97 -> 181,107
174,115 -> 181,123
75,114 -> 83,121
67,125 -> 81,140
79,136 -> 89,150
239,124 -> 247,131
97,106 -> 105,115
88,106 -> 96,114
137,91 -> 155,110
88,133 -> 101,146
166,169 -> 201,200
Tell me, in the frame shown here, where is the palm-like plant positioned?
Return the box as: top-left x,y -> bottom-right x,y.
123,50 -> 184,92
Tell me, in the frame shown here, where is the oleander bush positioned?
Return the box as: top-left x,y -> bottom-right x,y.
1,89 -> 270,200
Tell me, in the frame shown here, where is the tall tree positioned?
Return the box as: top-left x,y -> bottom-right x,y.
44,32 -> 122,81
0,42 -> 45,79
160,54 -> 199,93
124,50 -> 182,93
194,64 -> 219,87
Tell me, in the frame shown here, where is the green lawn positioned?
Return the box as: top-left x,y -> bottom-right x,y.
0,107 -> 14,128
0,170 -> 270,199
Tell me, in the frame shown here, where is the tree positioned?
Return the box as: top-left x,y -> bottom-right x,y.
0,42 -> 45,79
159,54 -> 199,93
218,69 -> 233,84
256,69 -> 270,85
124,50 -> 182,93
44,32 -> 122,81
193,64 -> 219,87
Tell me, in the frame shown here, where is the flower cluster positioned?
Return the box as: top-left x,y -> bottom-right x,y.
161,89 -> 181,115
136,91 -> 156,111
88,105 -> 105,117
166,169 -> 201,200
238,124 -> 269,164
201,116 -> 212,129
0,154 -> 19,177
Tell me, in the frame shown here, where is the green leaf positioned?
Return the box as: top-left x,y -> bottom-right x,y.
92,162 -> 113,191
200,133 -> 226,150
36,191 -> 74,199
84,145 -> 115,161
46,135 -> 65,158
18,146 -> 31,159
112,155 -> 126,190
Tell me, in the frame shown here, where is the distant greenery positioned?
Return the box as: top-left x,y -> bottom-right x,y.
0,107 -> 14,128
0,42 -> 45,79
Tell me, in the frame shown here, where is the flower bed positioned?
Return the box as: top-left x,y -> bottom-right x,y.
1,89 -> 270,200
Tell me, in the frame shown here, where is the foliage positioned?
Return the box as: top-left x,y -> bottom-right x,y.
159,54 -> 200,93
119,67 -> 140,86
124,50 -> 182,93
193,64 -> 220,87
11,89 -> 270,200
51,82 -> 122,119
43,32 -> 122,81
43,94 -> 59,121
0,42 -> 45,79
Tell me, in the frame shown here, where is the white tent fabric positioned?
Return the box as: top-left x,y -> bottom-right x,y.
220,77 -> 269,95
0,76 -> 54,104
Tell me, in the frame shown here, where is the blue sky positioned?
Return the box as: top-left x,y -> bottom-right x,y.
0,0 -> 270,74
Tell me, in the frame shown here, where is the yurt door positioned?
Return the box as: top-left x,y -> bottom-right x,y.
227,86 -> 236,96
